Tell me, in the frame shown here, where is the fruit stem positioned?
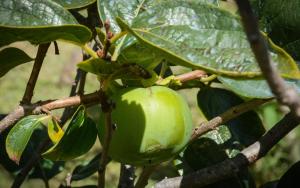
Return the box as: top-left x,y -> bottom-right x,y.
200,74 -> 217,83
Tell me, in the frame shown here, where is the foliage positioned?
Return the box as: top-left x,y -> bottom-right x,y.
0,0 -> 300,187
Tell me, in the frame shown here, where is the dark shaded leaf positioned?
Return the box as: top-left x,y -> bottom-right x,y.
5,115 -> 47,164
277,161 -> 300,188
42,106 -> 97,161
182,126 -> 255,188
71,153 -> 102,181
0,0 -> 91,46
0,47 -> 33,77
259,181 -> 278,188
197,87 -> 265,146
260,0 -> 300,60
29,159 -> 64,180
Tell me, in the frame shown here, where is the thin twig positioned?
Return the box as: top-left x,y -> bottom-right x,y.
118,164 -> 136,188
21,43 -> 51,104
175,70 -> 207,83
191,98 -> 271,141
155,113 -> 300,188
235,0 -> 300,117
134,165 -> 157,188
98,92 -> 113,188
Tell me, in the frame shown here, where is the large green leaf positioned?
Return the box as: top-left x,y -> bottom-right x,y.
197,87 -> 265,146
42,106 -> 97,161
259,0 -> 300,60
97,0 -> 219,33
116,0 -> 300,79
219,76 -> 300,99
5,116 -> 46,164
0,0 -> 92,46
0,47 -> 33,77
52,0 -> 96,9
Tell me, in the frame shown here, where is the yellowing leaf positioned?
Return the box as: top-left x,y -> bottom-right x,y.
47,118 -> 64,144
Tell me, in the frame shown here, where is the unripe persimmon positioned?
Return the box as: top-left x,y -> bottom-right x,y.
98,86 -> 193,166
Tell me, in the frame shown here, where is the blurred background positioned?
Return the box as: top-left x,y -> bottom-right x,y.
1,41 -> 300,187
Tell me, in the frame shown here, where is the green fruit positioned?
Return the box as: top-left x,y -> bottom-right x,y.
98,86 -> 193,166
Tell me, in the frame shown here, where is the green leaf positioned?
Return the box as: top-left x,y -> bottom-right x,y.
116,0 -> 300,79
47,118 -> 64,144
197,87 -> 265,146
97,0 -> 154,34
259,0 -> 300,60
0,0 -> 92,46
0,47 -> 33,77
5,116 -> 46,164
42,106 -> 97,161
71,153 -> 102,181
219,76 -> 300,99
52,0 -> 96,9
77,58 -> 152,80
77,58 -> 118,76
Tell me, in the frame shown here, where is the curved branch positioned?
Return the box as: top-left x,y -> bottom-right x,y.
0,91 -> 103,133
191,98 -> 271,141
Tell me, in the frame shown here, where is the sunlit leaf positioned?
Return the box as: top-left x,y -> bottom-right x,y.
0,0 -> 92,46
116,0 -> 300,79
47,118 -> 64,144
5,116 -> 47,164
52,0 -> 96,9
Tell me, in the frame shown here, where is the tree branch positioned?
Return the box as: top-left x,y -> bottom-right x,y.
98,92 -> 113,188
191,98 -> 271,141
21,43 -> 51,104
0,91 -> 103,133
155,113 -> 300,188
175,70 -> 207,83
118,164 -> 135,188
234,0 -> 300,117
134,165 -> 157,188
